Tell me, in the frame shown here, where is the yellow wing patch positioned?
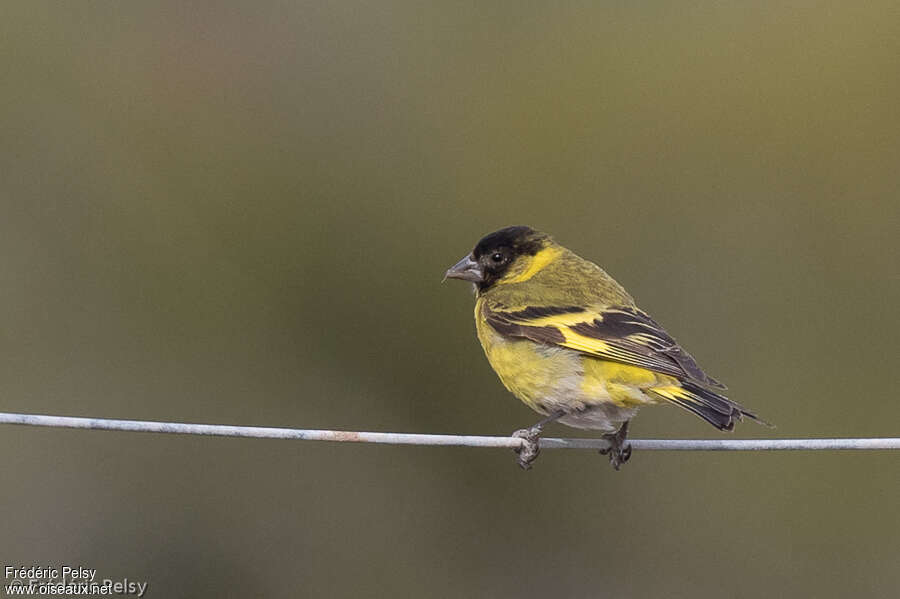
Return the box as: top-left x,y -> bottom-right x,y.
483,303 -> 725,389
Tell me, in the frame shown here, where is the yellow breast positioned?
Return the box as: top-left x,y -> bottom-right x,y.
474,298 -> 582,413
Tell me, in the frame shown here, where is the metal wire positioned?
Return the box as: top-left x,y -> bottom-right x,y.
2,411 -> 899,451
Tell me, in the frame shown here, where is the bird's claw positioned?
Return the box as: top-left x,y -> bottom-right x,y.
512,426 -> 543,470
599,442 -> 632,470
599,422 -> 632,471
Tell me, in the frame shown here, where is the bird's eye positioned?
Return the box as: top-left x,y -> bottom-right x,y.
491,252 -> 504,263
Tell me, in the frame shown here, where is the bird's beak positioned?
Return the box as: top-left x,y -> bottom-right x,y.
443,254 -> 484,283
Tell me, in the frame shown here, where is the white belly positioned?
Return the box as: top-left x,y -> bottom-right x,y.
556,403 -> 638,433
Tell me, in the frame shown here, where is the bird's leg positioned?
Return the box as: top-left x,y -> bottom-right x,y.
599,421 -> 632,471
511,410 -> 566,470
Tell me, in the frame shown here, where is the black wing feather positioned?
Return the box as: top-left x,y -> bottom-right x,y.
486,304 -> 726,391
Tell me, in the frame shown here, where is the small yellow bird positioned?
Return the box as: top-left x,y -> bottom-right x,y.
445,226 -> 766,470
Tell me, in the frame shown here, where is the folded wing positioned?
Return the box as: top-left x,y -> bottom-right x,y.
483,303 -> 726,390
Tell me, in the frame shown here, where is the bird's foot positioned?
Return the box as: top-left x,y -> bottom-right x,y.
599,422 -> 632,471
511,425 -> 544,470
600,443 -> 632,470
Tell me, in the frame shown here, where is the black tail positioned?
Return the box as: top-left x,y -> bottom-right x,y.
651,381 -> 770,431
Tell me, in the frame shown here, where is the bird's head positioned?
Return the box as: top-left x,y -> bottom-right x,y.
444,226 -> 559,292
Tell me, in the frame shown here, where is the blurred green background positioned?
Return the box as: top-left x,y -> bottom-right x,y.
2,1 -> 899,597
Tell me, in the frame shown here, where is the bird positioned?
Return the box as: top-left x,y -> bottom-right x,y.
444,225 -> 767,470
